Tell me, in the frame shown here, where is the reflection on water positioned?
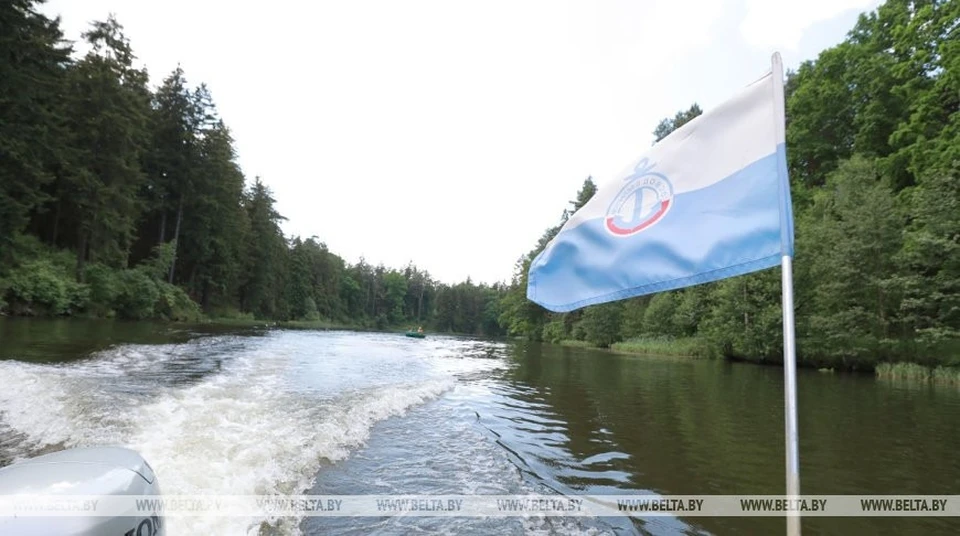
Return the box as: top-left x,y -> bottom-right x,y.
1,319 -> 958,535
0,316 -> 265,363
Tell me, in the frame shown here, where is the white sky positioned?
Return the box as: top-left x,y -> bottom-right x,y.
40,0 -> 880,286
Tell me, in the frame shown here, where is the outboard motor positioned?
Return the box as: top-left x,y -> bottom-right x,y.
0,447 -> 164,535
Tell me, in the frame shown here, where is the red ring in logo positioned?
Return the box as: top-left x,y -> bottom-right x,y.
605,199 -> 671,235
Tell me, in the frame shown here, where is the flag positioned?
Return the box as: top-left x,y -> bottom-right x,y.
527,56 -> 795,313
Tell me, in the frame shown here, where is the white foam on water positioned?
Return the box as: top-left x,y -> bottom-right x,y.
0,334 -> 455,535
128,376 -> 453,534
0,351 -> 141,455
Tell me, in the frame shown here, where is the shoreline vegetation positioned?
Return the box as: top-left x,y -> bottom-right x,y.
198,315 -> 428,334
2,0 -> 958,379
875,363 -> 960,386
553,337 -> 711,359
554,336 -> 959,386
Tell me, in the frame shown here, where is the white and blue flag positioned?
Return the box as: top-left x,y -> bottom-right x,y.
527,56 -> 795,313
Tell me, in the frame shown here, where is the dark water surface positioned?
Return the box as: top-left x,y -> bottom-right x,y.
0,318 -> 957,535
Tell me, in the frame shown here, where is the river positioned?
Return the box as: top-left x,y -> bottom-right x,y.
0,318 -> 958,535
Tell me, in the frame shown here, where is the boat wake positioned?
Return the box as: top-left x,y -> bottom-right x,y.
0,333 -> 454,535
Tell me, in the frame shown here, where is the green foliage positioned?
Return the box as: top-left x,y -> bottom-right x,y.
0,233 -> 200,321
579,302 -> 624,348
653,104 -> 703,143
382,271 -> 408,324
110,263 -> 199,321
4,260 -> 87,315
154,280 -> 201,322
642,293 -> 679,337
113,269 -> 158,319
83,263 -> 120,317
699,271 -> 785,362
0,1 -> 72,250
541,318 -> 567,344
802,156 -> 904,351
897,160 -> 960,343
302,297 -> 320,322
611,336 -> 711,358
673,287 -> 711,337
876,362 -> 960,386
65,15 -> 151,273
618,297 -> 649,338
139,242 -> 178,282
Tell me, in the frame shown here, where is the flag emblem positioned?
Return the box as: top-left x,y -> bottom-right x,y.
604,158 -> 673,236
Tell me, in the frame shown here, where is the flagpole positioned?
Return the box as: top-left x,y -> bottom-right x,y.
781,255 -> 800,536
772,51 -> 801,536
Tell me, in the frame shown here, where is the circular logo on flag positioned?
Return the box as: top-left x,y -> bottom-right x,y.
605,158 -> 674,236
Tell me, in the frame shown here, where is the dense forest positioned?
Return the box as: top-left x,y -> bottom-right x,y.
0,0 -> 505,335
499,0 -> 960,369
3,0 -> 958,368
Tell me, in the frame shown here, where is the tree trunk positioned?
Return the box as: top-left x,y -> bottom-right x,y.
75,231 -> 87,283
188,265 -> 197,297
158,209 -> 167,245
417,279 -> 425,321
743,282 -> 749,330
201,279 -> 211,312
168,194 -> 183,284
50,197 -> 62,246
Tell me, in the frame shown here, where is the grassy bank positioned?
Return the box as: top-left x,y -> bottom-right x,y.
555,336 -> 712,358
611,336 -> 711,358
875,362 -> 960,386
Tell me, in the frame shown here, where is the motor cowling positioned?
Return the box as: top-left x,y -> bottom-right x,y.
0,446 -> 164,536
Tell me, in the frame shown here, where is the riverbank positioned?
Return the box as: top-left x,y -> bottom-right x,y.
554,335 -> 960,386
556,336 -> 711,358
0,235 -> 505,339
201,316 -> 360,331
200,316 -> 443,336
875,362 -> 960,386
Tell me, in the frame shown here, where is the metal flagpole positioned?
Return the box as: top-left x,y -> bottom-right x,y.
772,52 -> 801,536
781,255 -> 800,536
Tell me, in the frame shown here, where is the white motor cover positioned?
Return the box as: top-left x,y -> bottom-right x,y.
0,447 -> 164,535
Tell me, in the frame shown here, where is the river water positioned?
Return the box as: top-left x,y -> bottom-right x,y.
0,318 -> 958,535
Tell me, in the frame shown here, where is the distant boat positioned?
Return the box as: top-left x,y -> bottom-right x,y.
405,331 -> 426,339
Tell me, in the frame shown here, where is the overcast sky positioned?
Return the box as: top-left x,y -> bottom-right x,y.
41,0 -> 880,286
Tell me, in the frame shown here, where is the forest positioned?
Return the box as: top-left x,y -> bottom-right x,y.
0,0 -> 505,335
2,0 -> 958,369
498,0 -> 960,369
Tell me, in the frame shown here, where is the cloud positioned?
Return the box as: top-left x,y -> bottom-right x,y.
739,0 -> 880,50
